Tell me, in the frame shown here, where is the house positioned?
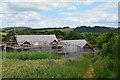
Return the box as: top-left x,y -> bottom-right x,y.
7,35 -> 63,52
61,39 -> 93,54
16,35 -> 58,45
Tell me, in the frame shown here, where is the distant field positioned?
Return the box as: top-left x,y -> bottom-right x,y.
40,28 -> 74,32
0,32 -> 7,35
0,32 -> 7,41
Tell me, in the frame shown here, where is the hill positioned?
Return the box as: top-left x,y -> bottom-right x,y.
74,26 -> 117,33
2,26 -> 74,33
2,26 -> 118,33
2,27 -> 32,32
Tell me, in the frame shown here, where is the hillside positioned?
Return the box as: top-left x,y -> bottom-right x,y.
2,27 -> 32,32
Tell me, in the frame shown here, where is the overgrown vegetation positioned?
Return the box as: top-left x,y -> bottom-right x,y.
2,54 -> 91,78
2,53 -> 118,78
93,56 -> 118,78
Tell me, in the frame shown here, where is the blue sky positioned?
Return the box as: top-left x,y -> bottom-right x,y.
0,0 -> 119,28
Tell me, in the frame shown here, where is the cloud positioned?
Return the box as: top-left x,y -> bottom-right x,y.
67,5 -> 77,10
0,1 -> 118,28
1,11 -> 41,27
89,2 -> 118,11
59,2 -> 118,27
76,0 -> 96,5
5,2 -> 72,12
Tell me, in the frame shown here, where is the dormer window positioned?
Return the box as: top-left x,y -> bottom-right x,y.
51,40 -> 58,45
22,41 -> 31,47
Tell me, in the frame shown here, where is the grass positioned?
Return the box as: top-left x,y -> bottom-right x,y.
2,53 -> 118,78
2,56 -> 90,78
83,54 -> 118,78
93,56 -> 118,78
2,51 -> 61,60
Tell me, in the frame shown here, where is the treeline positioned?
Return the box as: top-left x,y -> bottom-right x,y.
2,26 -> 70,32
33,26 -> 70,31
74,26 -> 117,33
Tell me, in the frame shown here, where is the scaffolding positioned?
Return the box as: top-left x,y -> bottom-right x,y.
2,40 -> 85,60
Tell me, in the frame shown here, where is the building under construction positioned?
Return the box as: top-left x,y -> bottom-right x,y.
5,35 -> 94,55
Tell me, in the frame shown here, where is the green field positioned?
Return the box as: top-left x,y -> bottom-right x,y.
1,52 -> 118,78
40,28 -> 74,32
0,32 -> 7,41
0,32 -> 7,36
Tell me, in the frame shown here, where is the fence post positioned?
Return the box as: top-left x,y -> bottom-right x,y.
49,44 -> 52,64
64,44 -> 67,58
4,44 -> 6,60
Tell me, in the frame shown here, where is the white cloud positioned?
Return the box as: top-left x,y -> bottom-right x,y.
59,2 -> 118,27
76,0 -> 96,5
90,2 -> 118,11
0,1 -> 118,28
5,2 -> 72,12
1,11 -> 41,27
67,5 -> 77,10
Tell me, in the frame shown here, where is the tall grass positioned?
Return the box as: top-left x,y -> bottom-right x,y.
3,51 -> 60,60
2,53 -> 118,78
2,56 -> 90,78
93,56 -> 118,78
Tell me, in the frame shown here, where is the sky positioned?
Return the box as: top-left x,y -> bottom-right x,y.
0,0 -> 119,28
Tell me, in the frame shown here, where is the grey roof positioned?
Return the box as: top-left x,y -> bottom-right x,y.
61,39 -> 88,48
16,35 -> 58,44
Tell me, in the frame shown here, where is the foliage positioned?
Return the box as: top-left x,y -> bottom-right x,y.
74,26 -> 116,33
93,30 -> 119,78
63,31 -> 84,40
93,56 -> 118,78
